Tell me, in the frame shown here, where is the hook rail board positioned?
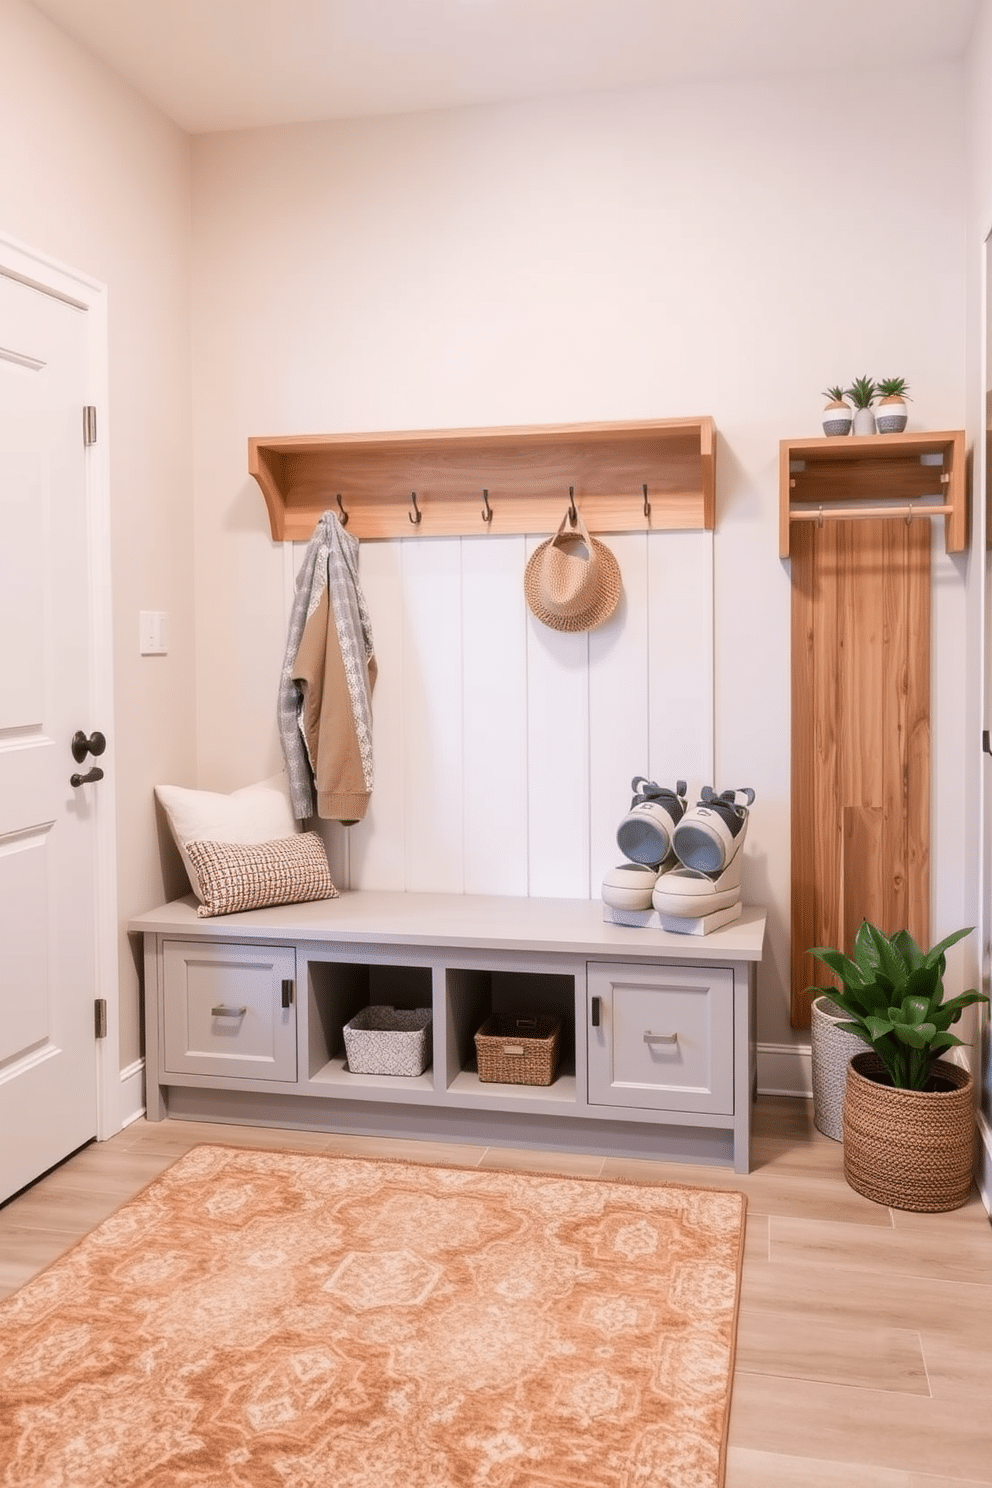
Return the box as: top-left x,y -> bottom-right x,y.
778,429 -> 967,558
249,417 -> 716,541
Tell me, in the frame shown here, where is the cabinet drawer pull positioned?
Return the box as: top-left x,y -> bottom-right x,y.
281,979 -> 294,1009
211,1004 -> 247,1018
643,1030 -> 678,1044
591,996 -> 601,1027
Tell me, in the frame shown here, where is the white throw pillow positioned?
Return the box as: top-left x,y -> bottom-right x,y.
155,773 -> 299,899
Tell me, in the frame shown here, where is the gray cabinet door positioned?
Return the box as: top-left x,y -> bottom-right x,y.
587,962 -> 734,1114
163,941 -> 297,1082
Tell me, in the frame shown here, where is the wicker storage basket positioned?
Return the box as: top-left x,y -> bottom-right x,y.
810,995 -> 869,1141
342,1006 -> 432,1076
474,1014 -> 561,1086
843,1052 -> 975,1212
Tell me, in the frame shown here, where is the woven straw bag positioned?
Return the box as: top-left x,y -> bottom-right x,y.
810,995 -> 869,1141
843,1052 -> 975,1212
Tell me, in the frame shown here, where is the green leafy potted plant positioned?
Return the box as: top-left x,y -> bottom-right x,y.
845,375 -> 877,436
875,376 -> 910,434
821,385 -> 852,438
807,921 -> 989,1211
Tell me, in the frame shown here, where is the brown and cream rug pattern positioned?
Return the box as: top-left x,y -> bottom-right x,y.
0,1145 -> 745,1487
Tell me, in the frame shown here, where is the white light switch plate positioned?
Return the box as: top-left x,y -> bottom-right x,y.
139,610 -> 168,655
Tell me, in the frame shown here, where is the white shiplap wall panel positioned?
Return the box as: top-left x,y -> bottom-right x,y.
287,527 -> 715,904
647,530 -> 715,801
525,533 -> 591,898
589,533 -> 650,898
348,539 -> 407,890
401,537 -> 465,892
461,536 -> 530,896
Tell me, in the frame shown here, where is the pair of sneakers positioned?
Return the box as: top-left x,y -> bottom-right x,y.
603,778 -> 755,915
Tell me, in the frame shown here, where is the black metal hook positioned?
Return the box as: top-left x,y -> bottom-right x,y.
482,488 -> 493,524
643,483 -> 651,519
567,485 -> 577,526
336,493 -> 349,527
409,490 -> 422,526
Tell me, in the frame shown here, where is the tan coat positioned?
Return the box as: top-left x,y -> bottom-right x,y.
292,586 -> 377,822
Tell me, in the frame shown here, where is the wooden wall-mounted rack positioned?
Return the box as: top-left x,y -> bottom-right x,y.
249,417 -> 716,541
779,430 -> 967,558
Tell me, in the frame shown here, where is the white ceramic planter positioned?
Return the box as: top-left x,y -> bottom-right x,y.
875,396 -> 908,434
852,407 -> 876,436
821,402 -> 852,437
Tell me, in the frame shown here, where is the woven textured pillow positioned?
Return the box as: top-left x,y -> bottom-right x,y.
183,833 -> 338,918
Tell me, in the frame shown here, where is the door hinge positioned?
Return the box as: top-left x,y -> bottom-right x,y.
94,998 -> 108,1039
83,405 -> 97,446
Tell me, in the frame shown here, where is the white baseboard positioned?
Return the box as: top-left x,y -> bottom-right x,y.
119,1059 -> 146,1128
977,1108 -> 992,1218
108,1042 -> 984,1206
757,1042 -> 812,1098
117,1049 -> 812,1123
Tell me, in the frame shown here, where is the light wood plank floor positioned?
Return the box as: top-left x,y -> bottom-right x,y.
1,1095 -> 990,1487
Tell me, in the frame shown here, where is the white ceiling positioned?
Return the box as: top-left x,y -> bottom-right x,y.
28,0 -> 981,135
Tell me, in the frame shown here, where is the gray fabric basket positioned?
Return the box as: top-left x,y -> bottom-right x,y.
342,1005 -> 433,1076
810,994 -> 869,1140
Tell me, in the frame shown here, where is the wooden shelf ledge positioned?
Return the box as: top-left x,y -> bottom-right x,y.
249,417 -> 716,541
779,430 -> 967,558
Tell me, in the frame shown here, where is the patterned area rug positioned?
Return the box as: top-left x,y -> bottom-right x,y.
0,1146 -> 745,1488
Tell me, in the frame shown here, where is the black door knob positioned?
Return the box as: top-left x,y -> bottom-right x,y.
70,766 -> 104,788
71,730 -> 107,763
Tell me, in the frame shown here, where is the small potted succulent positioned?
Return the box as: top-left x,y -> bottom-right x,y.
821,385 -> 852,438
875,376 -> 910,434
807,921 -> 989,1211
845,375 -> 877,436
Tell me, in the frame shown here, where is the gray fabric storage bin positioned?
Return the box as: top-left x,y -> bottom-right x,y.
342,1005 -> 433,1076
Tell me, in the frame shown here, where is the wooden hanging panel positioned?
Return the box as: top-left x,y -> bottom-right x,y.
790,514 -> 930,1027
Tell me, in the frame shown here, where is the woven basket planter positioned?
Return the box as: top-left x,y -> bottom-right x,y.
843,1052 -> 975,1212
810,995 -> 869,1141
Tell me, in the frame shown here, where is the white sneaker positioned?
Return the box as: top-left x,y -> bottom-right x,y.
615,777 -> 687,866
672,787 -> 754,874
651,848 -> 744,917
601,862 -> 662,911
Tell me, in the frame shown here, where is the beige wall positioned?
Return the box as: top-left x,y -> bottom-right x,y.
0,0 -> 196,1075
966,0 -> 992,1199
191,66 -> 969,1065
0,0 -> 979,1096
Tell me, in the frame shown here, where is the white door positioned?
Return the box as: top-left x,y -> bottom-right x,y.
0,269 -> 106,1201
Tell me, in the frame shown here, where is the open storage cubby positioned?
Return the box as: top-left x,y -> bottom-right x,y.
445,967 -> 576,1101
133,892 -> 765,1173
778,429 -> 967,557
307,958 -> 434,1090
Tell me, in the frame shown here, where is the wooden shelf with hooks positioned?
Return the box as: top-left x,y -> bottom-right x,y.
249,417 -> 716,541
779,429 -> 967,558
